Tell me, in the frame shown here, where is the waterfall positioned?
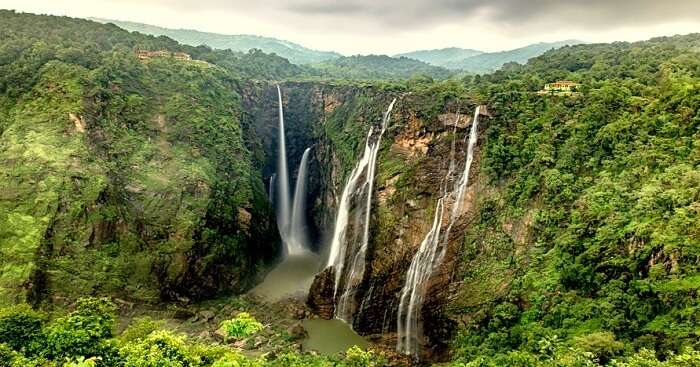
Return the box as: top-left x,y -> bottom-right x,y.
274,85 -> 311,255
276,85 -> 292,248
288,147 -> 312,254
268,173 -> 276,204
326,98 -> 397,324
397,107 -> 481,357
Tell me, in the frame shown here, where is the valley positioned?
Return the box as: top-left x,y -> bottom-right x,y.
0,8 -> 699,367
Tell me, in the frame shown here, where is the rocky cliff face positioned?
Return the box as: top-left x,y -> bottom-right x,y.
239,81 -> 494,359
0,61 -> 280,307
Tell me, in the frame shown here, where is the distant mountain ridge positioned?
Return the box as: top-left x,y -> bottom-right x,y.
394,47 -> 483,68
90,18 -> 341,65
313,54 -> 453,80
400,40 -> 584,73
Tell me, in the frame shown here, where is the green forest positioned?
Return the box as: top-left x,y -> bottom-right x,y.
0,8 -> 699,367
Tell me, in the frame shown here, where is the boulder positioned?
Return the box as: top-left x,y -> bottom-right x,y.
307,267 -> 336,319
287,322 -> 308,340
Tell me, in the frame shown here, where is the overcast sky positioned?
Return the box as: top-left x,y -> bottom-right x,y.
3,0 -> 700,55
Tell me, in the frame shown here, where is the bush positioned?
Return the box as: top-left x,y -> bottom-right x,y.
344,346 -> 384,367
573,332 -> 624,364
0,304 -> 46,351
42,297 -> 118,360
218,313 -> 264,341
118,317 -> 163,343
212,352 -> 260,367
119,330 -> 199,366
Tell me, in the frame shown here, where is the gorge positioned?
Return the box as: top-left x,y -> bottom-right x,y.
1,9 -> 699,367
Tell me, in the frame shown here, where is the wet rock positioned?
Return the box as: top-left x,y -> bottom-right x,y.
287,322 -> 308,340
173,308 -> 195,320
214,328 -> 227,341
307,267 -> 336,319
199,310 -> 216,322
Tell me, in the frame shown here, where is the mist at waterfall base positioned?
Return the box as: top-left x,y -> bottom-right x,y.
325,99 -> 397,325
396,107 -> 481,357
272,85 -> 311,256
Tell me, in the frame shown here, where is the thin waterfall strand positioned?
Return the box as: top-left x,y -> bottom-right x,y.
268,173 -> 276,205
288,147 -> 312,254
326,98 -> 397,324
276,85 -> 292,250
397,107 -> 480,357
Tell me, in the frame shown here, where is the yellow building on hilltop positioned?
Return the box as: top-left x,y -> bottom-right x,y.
539,80 -> 581,95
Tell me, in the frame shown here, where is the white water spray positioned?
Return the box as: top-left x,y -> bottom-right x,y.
276,86 -> 292,245
274,85 -> 311,255
326,98 -> 397,324
397,107 -> 481,357
288,147 -> 312,254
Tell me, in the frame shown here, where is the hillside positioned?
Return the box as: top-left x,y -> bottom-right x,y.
312,54 -> 454,80
1,8 -> 700,367
0,9 -> 284,305
444,40 -> 583,72
394,47 -> 483,68
91,18 -> 341,65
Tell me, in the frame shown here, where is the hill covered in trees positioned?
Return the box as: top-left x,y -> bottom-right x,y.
394,47 -> 483,68
447,32 -> 700,366
92,18 -> 342,65
400,40 -> 583,73
0,8 -> 699,367
311,54 -> 453,80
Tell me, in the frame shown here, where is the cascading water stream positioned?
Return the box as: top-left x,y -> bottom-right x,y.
268,173 -> 276,205
397,107 -> 481,357
325,98 -> 397,324
288,147 -> 312,254
273,85 -> 311,255
276,85 -> 292,248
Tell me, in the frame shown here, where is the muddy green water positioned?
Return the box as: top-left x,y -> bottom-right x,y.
302,318 -> 369,354
250,252 -> 321,302
249,252 -> 369,355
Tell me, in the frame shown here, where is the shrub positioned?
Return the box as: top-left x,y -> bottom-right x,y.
573,331 -> 624,364
0,304 -> 46,351
344,346 -> 384,367
218,313 -> 264,341
42,297 -> 118,360
118,317 -> 163,343
212,352 -> 260,367
119,330 -> 199,366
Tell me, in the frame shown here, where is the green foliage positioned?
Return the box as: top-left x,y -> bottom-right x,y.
95,18 -> 341,65
0,304 -> 46,351
0,10 -> 279,305
119,330 -> 201,366
343,346 -> 383,367
118,317 -> 163,343
452,33 -> 700,366
312,54 -> 453,81
574,332 -> 625,363
42,297 -> 118,360
218,313 -> 264,341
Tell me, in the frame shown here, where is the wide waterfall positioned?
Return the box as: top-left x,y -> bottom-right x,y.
288,147 -> 312,254
326,98 -> 397,324
397,107 -> 481,357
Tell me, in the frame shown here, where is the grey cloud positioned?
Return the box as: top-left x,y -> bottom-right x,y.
118,0 -> 700,32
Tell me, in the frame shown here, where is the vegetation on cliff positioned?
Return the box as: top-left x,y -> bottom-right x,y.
1,8 -> 699,367
449,34 -> 700,365
0,9 -> 280,306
